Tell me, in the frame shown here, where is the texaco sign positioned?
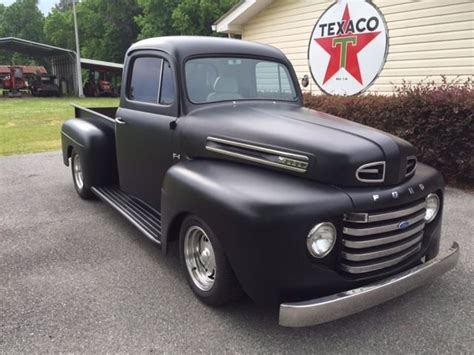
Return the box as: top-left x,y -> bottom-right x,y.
308,0 -> 389,96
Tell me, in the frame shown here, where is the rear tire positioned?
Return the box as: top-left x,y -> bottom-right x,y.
179,215 -> 242,306
71,149 -> 93,199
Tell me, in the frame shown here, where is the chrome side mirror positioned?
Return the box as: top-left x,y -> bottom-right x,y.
301,75 -> 309,88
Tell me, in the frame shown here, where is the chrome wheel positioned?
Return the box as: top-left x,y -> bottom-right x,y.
73,154 -> 84,190
184,225 -> 216,291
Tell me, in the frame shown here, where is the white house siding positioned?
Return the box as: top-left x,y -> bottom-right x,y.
242,0 -> 474,94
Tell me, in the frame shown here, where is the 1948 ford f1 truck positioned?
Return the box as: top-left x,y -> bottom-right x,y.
61,36 -> 459,327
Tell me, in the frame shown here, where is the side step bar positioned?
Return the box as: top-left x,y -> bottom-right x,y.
91,186 -> 162,244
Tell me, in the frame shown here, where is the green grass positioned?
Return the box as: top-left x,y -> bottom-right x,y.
0,97 -> 119,156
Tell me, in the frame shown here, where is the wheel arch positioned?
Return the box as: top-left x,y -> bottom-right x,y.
61,118 -> 118,186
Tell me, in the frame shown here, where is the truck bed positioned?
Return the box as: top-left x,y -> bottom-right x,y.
71,104 -> 117,126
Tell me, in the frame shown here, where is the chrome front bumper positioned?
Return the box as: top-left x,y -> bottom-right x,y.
279,242 -> 460,327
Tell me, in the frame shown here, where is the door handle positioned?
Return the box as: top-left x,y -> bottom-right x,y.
115,117 -> 127,125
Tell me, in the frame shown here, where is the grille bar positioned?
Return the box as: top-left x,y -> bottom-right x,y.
343,210 -> 425,236
344,201 -> 426,224
340,198 -> 427,275
342,223 -> 425,249
341,232 -> 424,262
340,244 -> 421,274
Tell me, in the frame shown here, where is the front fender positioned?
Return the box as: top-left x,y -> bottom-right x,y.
161,159 -> 353,304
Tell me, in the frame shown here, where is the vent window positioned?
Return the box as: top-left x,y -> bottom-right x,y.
356,161 -> 386,183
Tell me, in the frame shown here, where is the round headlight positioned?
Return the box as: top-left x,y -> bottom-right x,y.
307,222 -> 336,258
425,193 -> 440,223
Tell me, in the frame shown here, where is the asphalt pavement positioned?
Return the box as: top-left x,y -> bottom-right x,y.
1,151 -> 473,353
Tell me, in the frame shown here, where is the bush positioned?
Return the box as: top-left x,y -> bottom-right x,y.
303,78 -> 474,187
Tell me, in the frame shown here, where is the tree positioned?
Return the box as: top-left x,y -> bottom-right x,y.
0,0 -> 45,64
44,8 -> 75,50
44,0 -> 141,63
0,0 -> 44,43
172,0 -> 238,36
53,0 -> 73,12
79,0 -> 141,62
135,0 -> 238,38
135,0 -> 180,39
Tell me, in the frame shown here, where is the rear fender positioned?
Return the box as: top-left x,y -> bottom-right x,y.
61,118 -> 117,186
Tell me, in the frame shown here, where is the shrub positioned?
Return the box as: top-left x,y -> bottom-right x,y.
303,78 -> 474,187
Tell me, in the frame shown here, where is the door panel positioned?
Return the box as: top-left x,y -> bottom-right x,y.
115,52 -> 178,211
115,107 -> 175,210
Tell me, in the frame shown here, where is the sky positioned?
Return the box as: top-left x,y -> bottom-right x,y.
0,0 -> 58,15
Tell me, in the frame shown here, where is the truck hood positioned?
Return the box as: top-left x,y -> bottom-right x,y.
179,102 -> 416,187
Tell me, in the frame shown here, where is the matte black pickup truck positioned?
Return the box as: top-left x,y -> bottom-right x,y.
61,36 -> 459,327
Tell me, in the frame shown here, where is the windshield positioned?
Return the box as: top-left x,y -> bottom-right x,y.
185,57 -> 298,104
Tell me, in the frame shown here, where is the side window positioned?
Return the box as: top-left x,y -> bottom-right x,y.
256,61 -> 294,99
159,60 -> 175,105
128,57 -> 162,103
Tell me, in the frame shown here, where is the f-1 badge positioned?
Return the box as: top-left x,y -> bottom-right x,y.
372,194 -> 380,202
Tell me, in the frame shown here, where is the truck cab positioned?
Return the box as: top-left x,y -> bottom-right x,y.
61,36 -> 459,327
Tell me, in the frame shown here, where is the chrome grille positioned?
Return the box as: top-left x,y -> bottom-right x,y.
341,200 -> 426,274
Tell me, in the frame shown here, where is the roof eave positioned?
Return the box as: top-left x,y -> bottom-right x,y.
213,0 -> 273,35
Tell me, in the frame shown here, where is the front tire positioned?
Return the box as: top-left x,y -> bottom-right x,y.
71,149 -> 93,199
179,215 -> 242,306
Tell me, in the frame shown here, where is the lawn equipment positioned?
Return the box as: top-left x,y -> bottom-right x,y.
83,69 -> 116,97
2,66 -> 27,97
30,74 -> 60,97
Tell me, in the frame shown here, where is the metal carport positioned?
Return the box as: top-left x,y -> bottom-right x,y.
0,37 -> 78,95
0,37 -> 123,96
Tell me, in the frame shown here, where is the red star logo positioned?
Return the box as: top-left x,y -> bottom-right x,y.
315,4 -> 381,84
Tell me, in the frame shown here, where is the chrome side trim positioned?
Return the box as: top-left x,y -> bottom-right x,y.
206,137 -> 309,173
279,243 -> 459,327
340,244 -> 421,274
343,210 -> 425,236
405,156 -> 417,177
207,136 -> 309,161
342,223 -> 425,249
355,161 -> 385,183
344,201 -> 426,224
341,232 -> 424,261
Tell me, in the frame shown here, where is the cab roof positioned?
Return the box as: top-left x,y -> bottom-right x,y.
127,36 -> 288,63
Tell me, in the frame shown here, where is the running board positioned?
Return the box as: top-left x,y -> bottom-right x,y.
91,186 -> 162,245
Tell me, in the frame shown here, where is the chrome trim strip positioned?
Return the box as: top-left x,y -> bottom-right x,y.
207,136 -> 309,161
405,156 -> 417,177
344,201 -> 427,224
341,232 -> 424,261
342,223 -> 425,249
340,244 -> 421,274
206,146 -> 307,173
343,211 -> 425,236
279,243 -> 459,327
355,161 -> 385,183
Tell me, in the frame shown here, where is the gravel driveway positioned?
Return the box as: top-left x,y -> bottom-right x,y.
1,151 -> 472,353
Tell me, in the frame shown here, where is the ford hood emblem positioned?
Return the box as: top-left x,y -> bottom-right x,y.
399,221 -> 410,230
